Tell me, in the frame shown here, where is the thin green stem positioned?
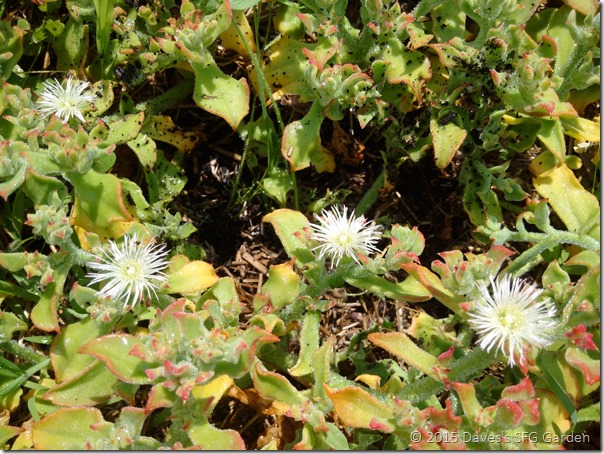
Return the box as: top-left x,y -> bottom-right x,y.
504,230 -> 600,276
135,78 -> 195,116
0,340 -> 46,366
233,13 -> 299,209
0,281 -> 38,302
355,170 -> 384,216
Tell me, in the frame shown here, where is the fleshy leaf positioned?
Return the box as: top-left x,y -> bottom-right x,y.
0,426 -> 23,446
532,163 -> 600,240
381,37 -> 431,102
345,275 -> 430,302
68,169 -> 135,240
289,310 -> 320,377
44,361 -> 118,407
30,280 -> 61,332
262,209 -> 314,265
51,317 -> 110,382
401,263 -> 465,313
32,408 -> 105,450
80,334 -> 158,384
218,9 -> 256,57
324,385 -> 394,431
105,112 -> 145,145
281,101 -> 335,173
188,420 -> 246,450
164,260 -> 219,295
256,259 -> 300,311
565,347 -> 600,386
141,115 -> 201,154
253,364 -> 305,407
430,119 -> 467,169
368,332 -> 439,380
192,59 -> 250,130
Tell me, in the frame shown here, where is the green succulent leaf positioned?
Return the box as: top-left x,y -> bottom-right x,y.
32,408 -> 105,450
79,334 -> 158,384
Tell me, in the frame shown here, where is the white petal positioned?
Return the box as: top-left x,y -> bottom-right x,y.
86,234 -> 170,310
468,275 -> 556,367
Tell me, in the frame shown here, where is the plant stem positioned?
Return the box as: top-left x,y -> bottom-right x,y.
505,230 -> 600,276
0,340 -> 46,366
135,78 -> 195,117
356,170 -> 384,216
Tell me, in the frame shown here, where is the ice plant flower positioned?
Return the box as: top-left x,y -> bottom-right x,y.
468,274 -> 557,367
308,205 -> 382,268
86,234 -> 170,308
36,76 -> 96,122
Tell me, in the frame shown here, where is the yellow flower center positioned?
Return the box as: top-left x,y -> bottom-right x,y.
498,307 -> 523,330
337,232 -> 351,245
122,260 -> 143,280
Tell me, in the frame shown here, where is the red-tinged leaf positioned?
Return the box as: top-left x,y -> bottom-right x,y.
262,209 -> 315,265
495,399 -> 524,427
44,360 -> 118,407
409,427 -> 438,450
565,347 -> 600,385
425,400 -> 462,431
437,346 -> 455,364
323,385 -> 394,431
32,408 -> 104,450
163,359 -> 191,376
453,383 -> 483,420
68,169 -> 134,240
565,325 -> 599,351
51,317 -> 110,383
433,348 -> 455,389
253,364 -> 305,407
368,332 -> 439,380
501,376 -> 535,401
476,405 -> 497,427
145,385 -> 177,413
172,311 -> 206,342
31,280 -> 61,332
485,245 -> 516,268
302,41 -> 341,72
249,313 -> 287,336
401,263 -> 465,313
80,334 -> 158,384
519,399 -> 541,426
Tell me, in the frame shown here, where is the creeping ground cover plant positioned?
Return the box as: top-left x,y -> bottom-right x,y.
0,0 -> 600,450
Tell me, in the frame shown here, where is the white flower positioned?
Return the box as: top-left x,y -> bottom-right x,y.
36,76 -> 96,122
308,205 -> 382,268
86,234 -> 170,308
468,274 -> 557,367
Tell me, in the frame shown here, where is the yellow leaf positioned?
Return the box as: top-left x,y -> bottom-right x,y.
165,261 -> 218,295
219,10 -> 256,58
532,164 -> 600,240
324,385 -> 393,430
561,116 -> 601,143
355,374 -> 382,390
